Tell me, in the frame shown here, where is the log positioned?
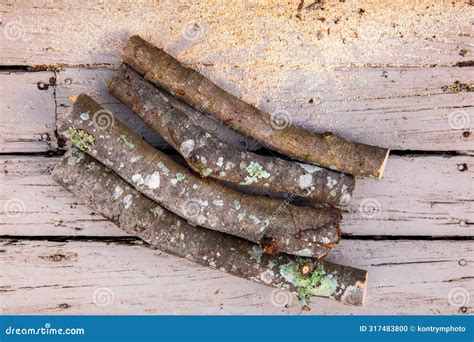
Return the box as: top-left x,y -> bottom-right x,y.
121,35 -> 390,179
51,147 -> 368,306
64,94 -> 342,258
108,65 -> 356,207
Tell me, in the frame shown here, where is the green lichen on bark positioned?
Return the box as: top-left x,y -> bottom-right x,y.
67,127 -> 95,151
117,135 -> 135,149
242,161 -> 270,185
280,258 -> 338,306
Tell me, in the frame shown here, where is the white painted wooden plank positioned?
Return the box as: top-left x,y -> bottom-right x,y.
2,66 -> 471,153
58,67 -> 474,152
1,155 -> 472,237
0,155 -> 124,237
0,1 -> 472,66
1,239 -> 472,314
0,71 -> 56,152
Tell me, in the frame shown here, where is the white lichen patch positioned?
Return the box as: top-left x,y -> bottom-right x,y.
144,172 -> 160,189
143,101 -> 153,112
202,168 -> 213,177
123,194 -> 133,209
130,156 -> 141,163
233,200 -> 241,210
294,248 -> 313,257
241,161 -> 270,185
180,139 -> 195,157
216,157 -> 224,167
326,177 -> 337,189
132,174 -> 144,185
157,162 -> 170,176
321,237 -> 331,244
175,173 -> 186,182
151,206 -> 164,217
113,186 -> 124,199
80,112 -> 90,121
339,193 -> 351,206
213,199 -> 224,207
298,174 -> 313,190
117,135 -> 135,149
250,245 -> 263,263
67,152 -> 84,166
260,270 -> 275,284
249,215 -> 261,225
298,163 -> 322,173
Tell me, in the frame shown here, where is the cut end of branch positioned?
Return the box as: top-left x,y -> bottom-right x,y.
376,149 -> 390,180
70,95 -> 78,103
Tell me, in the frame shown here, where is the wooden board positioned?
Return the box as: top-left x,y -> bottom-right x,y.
1,0 -> 472,316
1,155 -> 472,237
2,67 -> 473,153
1,238 -> 472,315
0,71 -> 56,152
0,1 -> 472,67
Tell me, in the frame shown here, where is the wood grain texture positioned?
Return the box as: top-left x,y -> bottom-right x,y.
1,67 -> 472,153
0,71 -> 56,152
0,1 -> 472,66
1,155 -> 472,237
1,238 -> 472,315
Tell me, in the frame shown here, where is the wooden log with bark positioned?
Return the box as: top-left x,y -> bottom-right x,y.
108,65 -> 356,207
121,35 -> 390,179
63,94 -> 342,258
52,147 -> 368,306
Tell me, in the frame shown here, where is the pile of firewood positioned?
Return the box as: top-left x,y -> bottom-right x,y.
52,36 -> 390,308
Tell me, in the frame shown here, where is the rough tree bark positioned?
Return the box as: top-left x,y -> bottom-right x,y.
64,94 -> 342,258
108,65 -> 356,207
52,148 -> 367,306
121,35 -> 390,179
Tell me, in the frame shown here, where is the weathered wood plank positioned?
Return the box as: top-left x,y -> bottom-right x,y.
0,71 -> 56,152
2,66 -> 471,153
1,238 -> 472,314
1,155 -> 472,237
0,1 -> 472,66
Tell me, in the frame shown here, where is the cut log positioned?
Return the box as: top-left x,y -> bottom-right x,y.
51,148 -> 367,306
63,94 -> 342,258
108,65 -> 356,207
121,35 -> 390,179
